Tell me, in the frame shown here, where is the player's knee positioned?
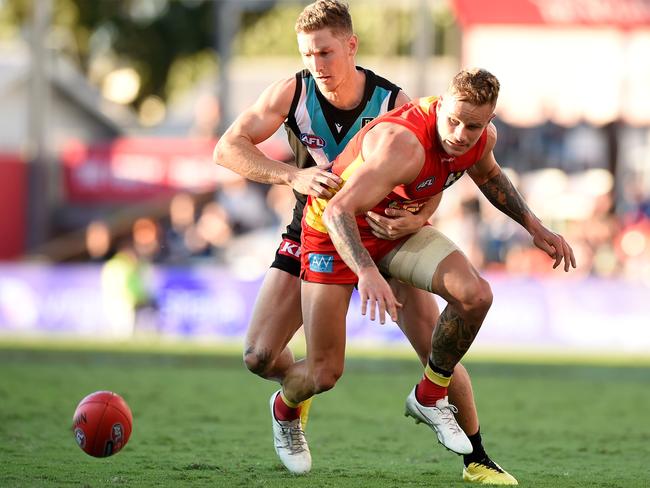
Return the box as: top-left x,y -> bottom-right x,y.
243,347 -> 273,377
458,276 -> 493,320
311,367 -> 343,393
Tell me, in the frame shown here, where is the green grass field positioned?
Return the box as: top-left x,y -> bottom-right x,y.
1,342 -> 648,487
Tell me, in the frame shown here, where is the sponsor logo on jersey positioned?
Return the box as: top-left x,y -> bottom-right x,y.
300,133 -> 326,149
441,155 -> 455,164
361,117 -> 374,127
309,253 -> 334,273
443,170 -> 465,189
278,238 -> 301,259
416,177 -> 435,191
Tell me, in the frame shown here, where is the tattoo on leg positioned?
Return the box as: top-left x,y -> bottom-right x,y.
430,306 -> 481,372
244,346 -> 273,375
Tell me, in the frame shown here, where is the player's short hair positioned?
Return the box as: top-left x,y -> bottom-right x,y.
448,68 -> 500,107
295,0 -> 353,38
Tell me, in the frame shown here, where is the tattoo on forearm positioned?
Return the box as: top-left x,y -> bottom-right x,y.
329,213 -> 374,272
430,306 -> 481,371
478,172 -> 531,227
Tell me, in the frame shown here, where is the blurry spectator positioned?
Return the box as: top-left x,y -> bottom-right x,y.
186,201 -> 233,261
265,184 -> 295,229
133,217 -> 163,262
161,193 -> 233,264
216,176 -> 276,233
615,218 -> 650,284
621,177 -> 650,223
164,192 -> 197,264
170,192 -> 196,231
564,123 -> 607,171
538,120 -> 565,169
579,190 -> 620,277
189,92 -> 221,139
101,239 -> 155,338
85,220 -> 111,261
478,198 -> 523,272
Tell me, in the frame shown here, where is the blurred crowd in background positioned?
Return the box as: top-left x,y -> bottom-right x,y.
83,157 -> 650,287
77,105 -> 650,287
1,0 -> 649,286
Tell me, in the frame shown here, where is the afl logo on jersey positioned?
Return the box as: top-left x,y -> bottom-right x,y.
300,133 -> 326,149
416,177 -> 435,191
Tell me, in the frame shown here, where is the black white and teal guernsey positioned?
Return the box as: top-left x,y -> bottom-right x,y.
270,67 -> 402,275
270,67 -> 402,276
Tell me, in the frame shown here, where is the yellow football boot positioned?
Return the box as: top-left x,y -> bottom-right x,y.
463,457 -> 518,485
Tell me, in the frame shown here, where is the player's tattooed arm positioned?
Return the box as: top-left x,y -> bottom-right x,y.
474,161 -> 576,271
477,171 -> 534,229
325,209 -> 401,324
327,212 -> 375,274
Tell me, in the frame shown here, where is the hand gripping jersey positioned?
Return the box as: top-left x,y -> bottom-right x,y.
301,96 -> 488,283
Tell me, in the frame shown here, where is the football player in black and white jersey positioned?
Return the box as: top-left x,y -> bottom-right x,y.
214,1 -> 516,484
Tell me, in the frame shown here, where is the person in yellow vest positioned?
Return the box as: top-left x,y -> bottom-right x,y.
101,240 -> 152,338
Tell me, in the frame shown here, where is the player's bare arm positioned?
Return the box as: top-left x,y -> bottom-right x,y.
363,89 -> 441,240
468,125 -> 536,228
213,77 -> 342,197
468,124 -> 576,271
322,124 -> 424,323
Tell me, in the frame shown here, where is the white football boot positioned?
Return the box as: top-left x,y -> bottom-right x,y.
404,386 -> 473,455
270,391 -> 311,474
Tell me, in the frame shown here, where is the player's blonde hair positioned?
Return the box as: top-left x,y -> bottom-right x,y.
295,0 -> 353,38
448,68 -> 500,107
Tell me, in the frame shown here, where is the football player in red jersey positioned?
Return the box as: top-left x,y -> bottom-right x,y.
279,67 -> 575,479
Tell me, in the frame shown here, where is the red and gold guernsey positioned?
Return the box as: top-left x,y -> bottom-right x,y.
301,96 -> 488,283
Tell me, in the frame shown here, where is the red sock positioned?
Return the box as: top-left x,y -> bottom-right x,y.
415,376 -> 448,406
273,393 -> 300,421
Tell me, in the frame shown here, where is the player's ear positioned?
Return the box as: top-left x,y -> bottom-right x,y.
348,34 -> 358,56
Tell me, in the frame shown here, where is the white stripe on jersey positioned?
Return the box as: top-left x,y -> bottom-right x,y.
293,80 -> 331,167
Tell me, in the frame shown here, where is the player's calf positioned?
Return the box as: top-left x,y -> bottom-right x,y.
310,365 -> 343,394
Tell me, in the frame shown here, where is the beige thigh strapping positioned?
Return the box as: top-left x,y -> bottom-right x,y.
378,226 -> 459,292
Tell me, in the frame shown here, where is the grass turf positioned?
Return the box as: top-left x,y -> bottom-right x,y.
0,345 -> 648,487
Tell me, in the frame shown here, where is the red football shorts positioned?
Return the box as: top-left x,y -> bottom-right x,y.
300,220 -> 406,284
